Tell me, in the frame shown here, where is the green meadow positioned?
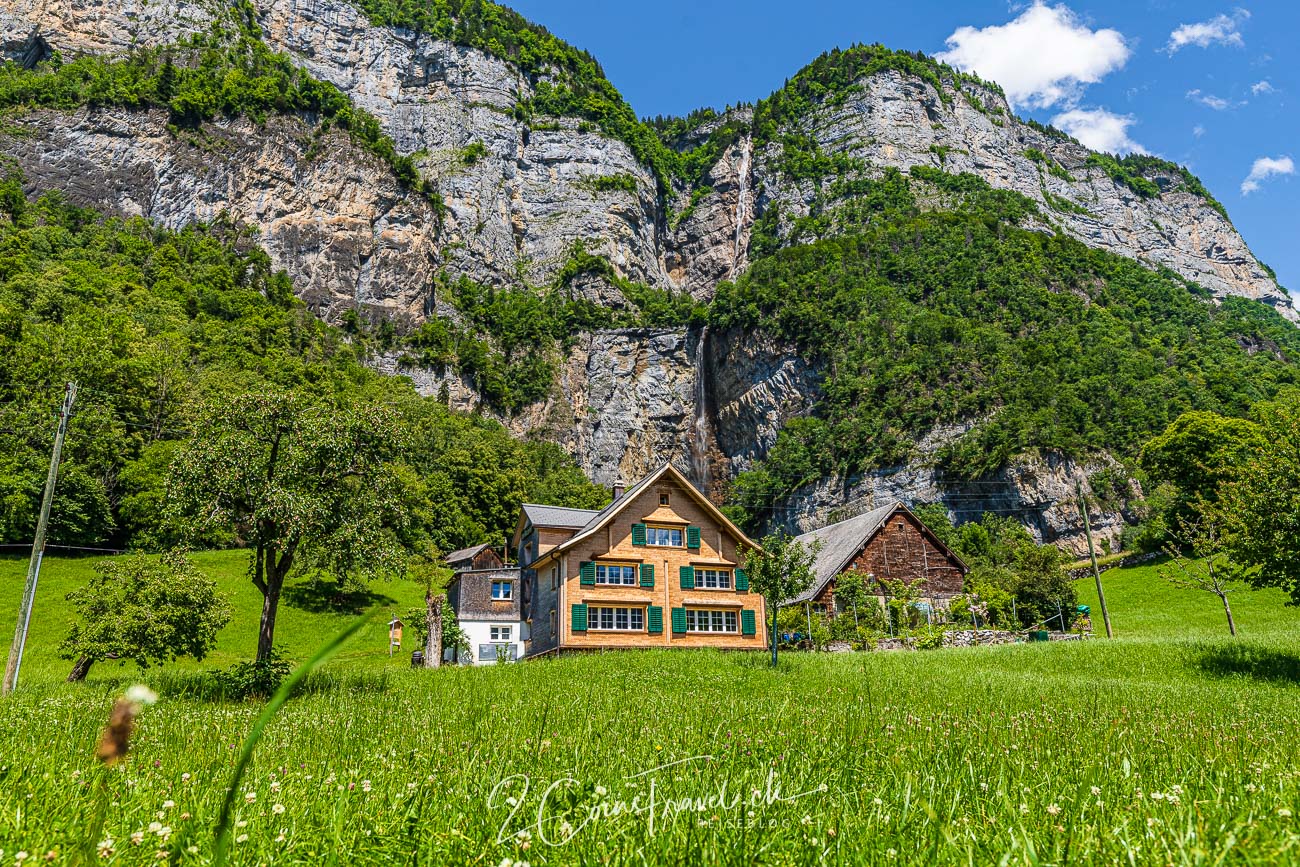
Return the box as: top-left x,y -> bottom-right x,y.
0,552 -> 1298,865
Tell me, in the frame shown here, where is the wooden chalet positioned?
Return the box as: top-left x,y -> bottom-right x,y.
514,462 -> 768,656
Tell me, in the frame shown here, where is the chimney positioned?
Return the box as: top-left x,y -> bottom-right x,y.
612,481 -> 626,502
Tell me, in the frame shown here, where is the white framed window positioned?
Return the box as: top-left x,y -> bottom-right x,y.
490,625 -> 512,641
549,609 -> 556,636
646,526 -> 683,547
550,566 -> 558,590
596,563 -> 637,585
491,581 -> 513,600
685,609 -> 737,633
589,606 -> 645,631
695,568 -> 732,589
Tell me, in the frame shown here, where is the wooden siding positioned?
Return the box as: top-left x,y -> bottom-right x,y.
811,510 -> 965,610
550,477 -> 766,651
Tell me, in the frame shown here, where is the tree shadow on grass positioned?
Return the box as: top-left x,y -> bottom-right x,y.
282,579 -> 397,615
1194,642 -> 1300,685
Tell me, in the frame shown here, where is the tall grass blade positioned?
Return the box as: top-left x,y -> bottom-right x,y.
212,612 -> 374,865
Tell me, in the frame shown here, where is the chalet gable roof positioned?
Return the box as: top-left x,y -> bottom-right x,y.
540,462 -> 760,562
786,502 -> 966,604
520,504 -> 601,530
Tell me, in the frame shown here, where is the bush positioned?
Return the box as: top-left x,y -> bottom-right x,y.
912,624 -> 947,650
215,649 -> 294,700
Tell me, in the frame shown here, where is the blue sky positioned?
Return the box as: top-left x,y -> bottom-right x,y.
507,0 -> 1297,294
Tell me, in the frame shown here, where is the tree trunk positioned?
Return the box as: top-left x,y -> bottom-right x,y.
66,655 -> 94,682
256,548 -> 294,663
257,571 -> 284,663
769,599 -> 779,668
425,592 -> 443,669
1221,592 -> 1237,637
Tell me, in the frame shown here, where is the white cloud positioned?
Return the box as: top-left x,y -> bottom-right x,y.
937,3 -> 1130,110
1193,124 -> 1206,138
1186,89 -> 1232,110
1051,108 -> 1147,154
1165,9 -> 1250,53
1251,79 -> 1275,94
1241,155 -> 1294,194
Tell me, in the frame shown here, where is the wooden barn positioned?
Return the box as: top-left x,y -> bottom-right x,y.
789,503 -> 967,615
444,543 -> 505,573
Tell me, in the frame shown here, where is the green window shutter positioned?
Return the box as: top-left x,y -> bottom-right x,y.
679,565 -> 695,589
580,561 -> 596,585
741,609 -> 757,636
647,605 -> 663,634
686,525 -> 701,550
671,607 -> 687,634
734,568 -> 749,591
640,563 -> 655,588
571,603 -> 588,632
631,523 -> 647,546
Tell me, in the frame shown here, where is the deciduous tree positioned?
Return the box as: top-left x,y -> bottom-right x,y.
740,534 -> 819,667
1219,391 -> 1300,605
166,391 -> 406,662
61,551 -> 230,681
1160,513 -> 1246,636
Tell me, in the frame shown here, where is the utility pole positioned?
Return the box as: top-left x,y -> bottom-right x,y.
1076,479 -> 1113,639
3,382 -> 77,695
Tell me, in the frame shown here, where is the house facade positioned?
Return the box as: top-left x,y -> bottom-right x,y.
445,566 -> 527,663
515,463 -> 768,656
790,503 -> 967,614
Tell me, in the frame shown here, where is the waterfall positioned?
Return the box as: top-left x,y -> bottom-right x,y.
728,137 -> 752,280
689,326 -> 713,493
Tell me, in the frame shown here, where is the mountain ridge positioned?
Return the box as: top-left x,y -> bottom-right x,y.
3,0 -> 1298,553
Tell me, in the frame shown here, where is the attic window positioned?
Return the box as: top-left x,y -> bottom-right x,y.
659,492 -> 671,506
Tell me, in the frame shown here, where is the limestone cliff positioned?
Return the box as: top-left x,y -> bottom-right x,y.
3,0 -> 1293,547
6,0 -> 1291,314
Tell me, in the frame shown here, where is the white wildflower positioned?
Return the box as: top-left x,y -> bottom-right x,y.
125,685 -> 158,707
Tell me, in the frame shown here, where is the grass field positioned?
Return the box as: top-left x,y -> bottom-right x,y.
1,551 -> 1298,864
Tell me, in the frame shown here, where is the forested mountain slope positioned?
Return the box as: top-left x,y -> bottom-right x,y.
2,0 -> 1296,550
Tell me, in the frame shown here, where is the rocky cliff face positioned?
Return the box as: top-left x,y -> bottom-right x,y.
772,422 -> 1136,555
3,0 -> 1290,545
9,0 -> 1291,314
4,107 -> 441,320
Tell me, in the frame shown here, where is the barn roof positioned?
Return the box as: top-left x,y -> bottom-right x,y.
786,502 -> 965,604
444,543 -> 491,564
787,504 -> 900,604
